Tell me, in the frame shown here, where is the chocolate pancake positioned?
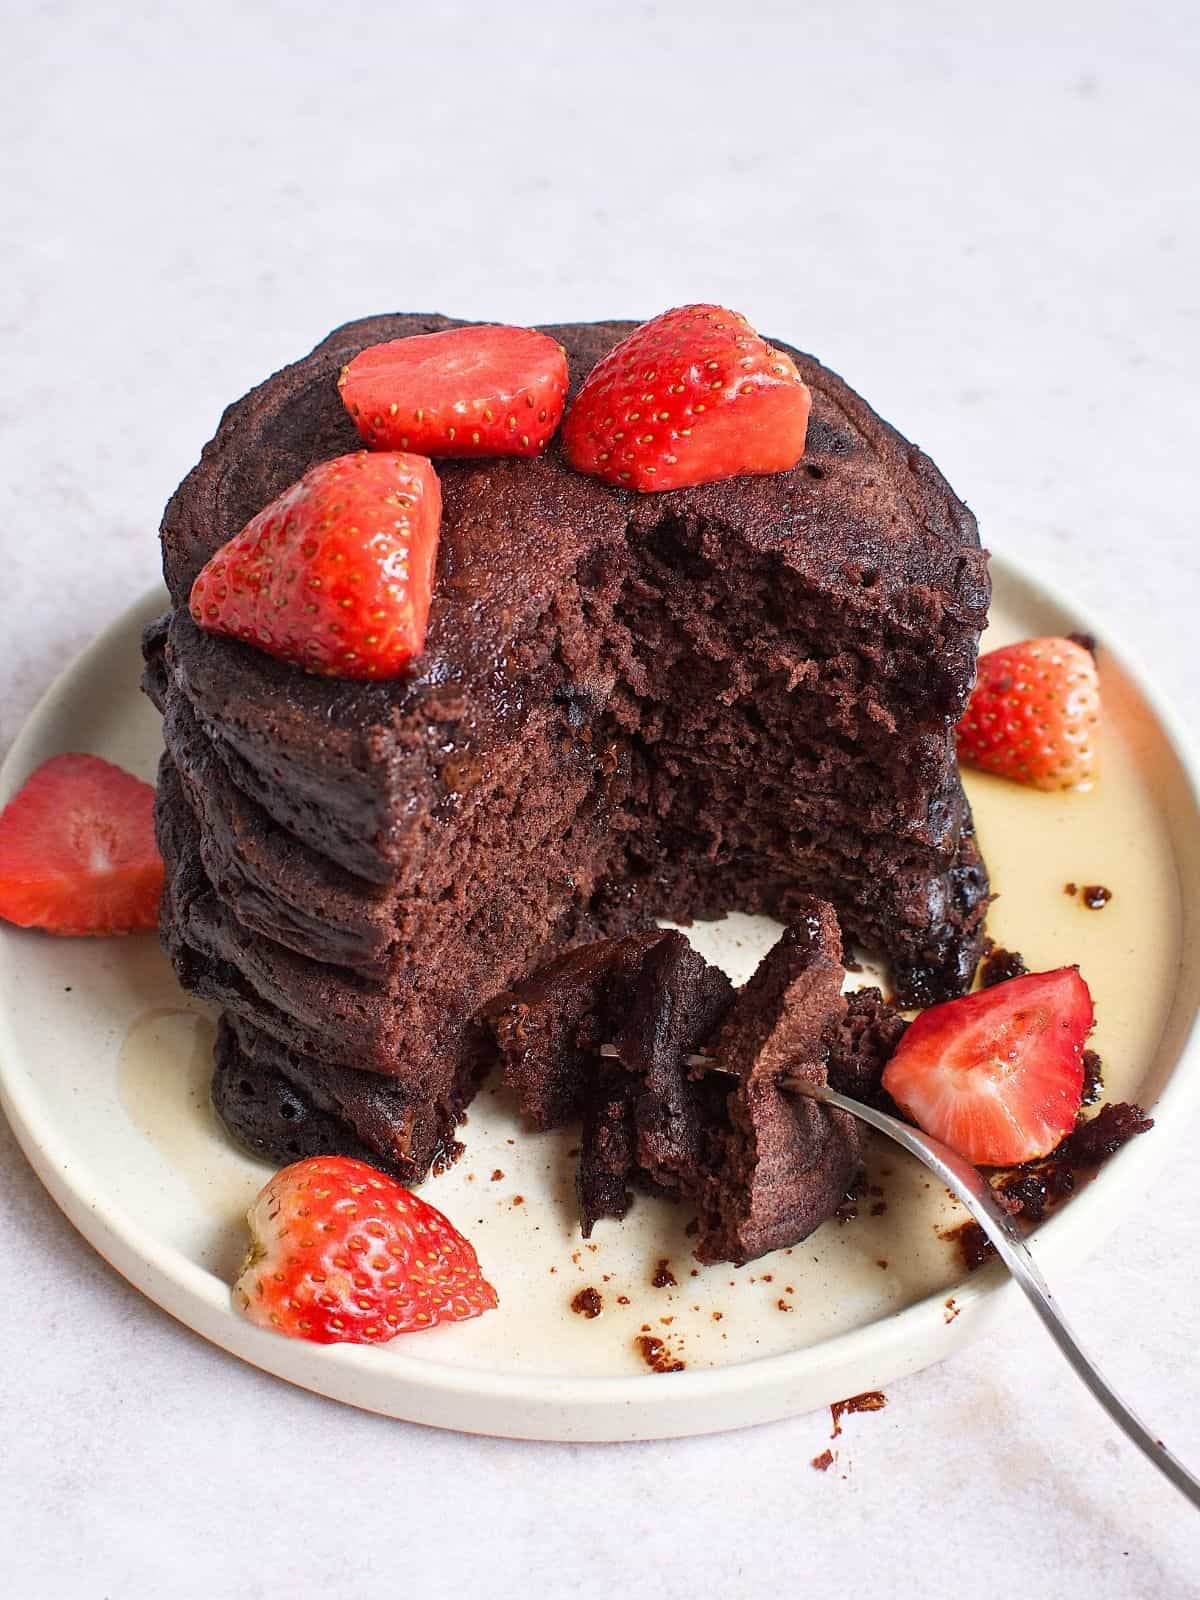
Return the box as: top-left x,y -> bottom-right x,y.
485,930 -> 676,1131
692,903 -> 860,1264
491,910 -> 898,1263
147,313 -> 989,1183
488,929 -> 735,1235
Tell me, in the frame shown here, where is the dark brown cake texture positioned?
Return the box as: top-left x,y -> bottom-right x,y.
487,927 -> 733,1235
489,905 -> 907,1264
144,313 -> 990,1193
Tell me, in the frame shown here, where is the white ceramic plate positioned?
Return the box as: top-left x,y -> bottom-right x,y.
1,556 -> 1198,1441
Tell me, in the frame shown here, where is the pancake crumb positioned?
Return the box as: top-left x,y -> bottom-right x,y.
636,1334 -> 685,1373
1081,1049 -> 1104,1105
979,946 -> 1028,988
571,1287 -> 602,1318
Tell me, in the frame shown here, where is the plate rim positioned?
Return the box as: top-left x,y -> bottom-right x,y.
2,556 -> 1198,1440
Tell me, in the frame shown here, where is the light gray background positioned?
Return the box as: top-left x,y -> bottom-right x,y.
2,2 -> 1197,1595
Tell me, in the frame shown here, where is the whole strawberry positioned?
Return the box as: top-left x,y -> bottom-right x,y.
235,1156 -> 498,1344
957,636 -> 1101,790
189,452 -> 441,680
339,324 -> 569,458
562,304 -> 812,491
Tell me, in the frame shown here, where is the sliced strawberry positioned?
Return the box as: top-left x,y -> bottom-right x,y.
189,451 -> 441,680
957,636 -> 1100,790
338,324 -> 569,458
562,304 -> 812,491
881,968 -> 1093,1166
234,1155 -> 498,1344
0,753 -> 162,935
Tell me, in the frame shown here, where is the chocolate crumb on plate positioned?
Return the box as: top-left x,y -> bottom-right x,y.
1081,1049 -> 1104,1105
979,945 -> 1029,988
1082,884 -> 1112,909
571,1287 -> 603,1318
943,1218 -> 994,1272
811,1449 -> 835,1472
636,1335 -> 685,1374
944,1101 -> 1153,1268
651,1259 -> 677,1289
1060,1101 -> 1153,1163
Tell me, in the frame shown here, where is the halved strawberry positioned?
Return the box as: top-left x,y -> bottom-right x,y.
189,451 -> 441,679
338,324 -> 569,457
957,636 -> 1100,790
881,968 -> 1093,1166
234,1156 -> 498,1344
0,753 -> 163,935
562,304 -> 812,491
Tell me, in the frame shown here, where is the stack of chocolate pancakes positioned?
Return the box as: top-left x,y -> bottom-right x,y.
143,313 -> 989,1256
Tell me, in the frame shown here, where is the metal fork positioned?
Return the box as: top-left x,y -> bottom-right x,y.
788,1079 -> 1200,1509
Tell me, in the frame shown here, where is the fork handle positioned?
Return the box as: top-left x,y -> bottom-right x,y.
790,1080 -> 1200,1510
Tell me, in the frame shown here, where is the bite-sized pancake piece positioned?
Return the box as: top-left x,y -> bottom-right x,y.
490,912 -> 903,1264
693,904 -> 860,1266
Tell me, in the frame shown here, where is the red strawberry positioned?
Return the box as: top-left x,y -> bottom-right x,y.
338,324 -> 569,458
0,753 -> 162,935
957,636 -> 1100,790
562,304 -> 812,491
189,452 -> 441,680
882,968 -> 1093,1166
234,1156 -> 498,1344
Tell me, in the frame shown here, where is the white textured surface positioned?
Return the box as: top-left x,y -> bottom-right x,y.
1,1 -> 1197,1594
